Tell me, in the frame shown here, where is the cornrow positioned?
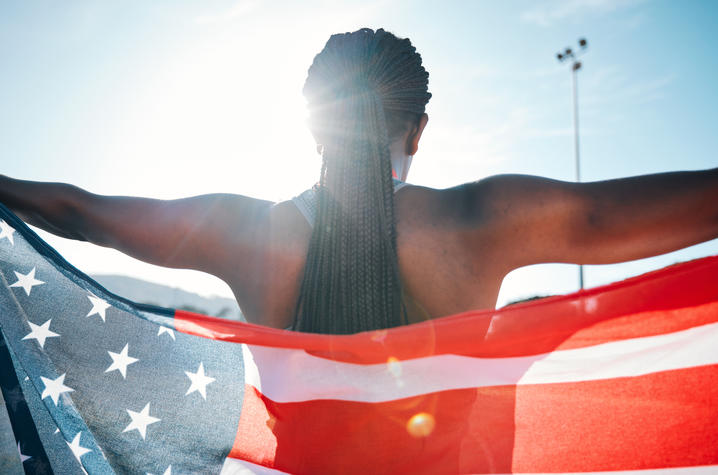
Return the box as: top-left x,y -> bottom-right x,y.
293,28 -> 431,334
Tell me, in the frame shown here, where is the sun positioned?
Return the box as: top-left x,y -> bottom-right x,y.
103,32 -> 321,202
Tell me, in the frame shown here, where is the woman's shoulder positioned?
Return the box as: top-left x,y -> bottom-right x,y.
394,182 -> 483,226
278,178 -> 498,232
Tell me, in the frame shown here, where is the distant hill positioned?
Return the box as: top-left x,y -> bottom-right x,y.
91,274 -> 244,321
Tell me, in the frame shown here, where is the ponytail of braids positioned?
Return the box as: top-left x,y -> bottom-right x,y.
293,28 -> 431,334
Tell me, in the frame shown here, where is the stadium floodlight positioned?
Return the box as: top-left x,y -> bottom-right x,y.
556,38 -> 589,290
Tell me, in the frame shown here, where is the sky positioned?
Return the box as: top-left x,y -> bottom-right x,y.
1,0 -> 717,308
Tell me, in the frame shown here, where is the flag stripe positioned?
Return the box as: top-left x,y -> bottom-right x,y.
219,459 -> 718,475
174,256 -> 718,364
229,363 -> 718,474
241,319 -> 718,403
220,457 -> 297,474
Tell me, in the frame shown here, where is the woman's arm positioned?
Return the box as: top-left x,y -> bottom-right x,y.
469,167 -> 718,271
0,175 -> 274,279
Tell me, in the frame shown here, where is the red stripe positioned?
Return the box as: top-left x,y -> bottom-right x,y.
512,364 -> 718,473
174,256 -> 718,364
543,301 -> 718,351
228,364 -> 718,474
228,385 -> 277,464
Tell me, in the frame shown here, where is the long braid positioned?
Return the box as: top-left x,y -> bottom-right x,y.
293,28 -> 431,334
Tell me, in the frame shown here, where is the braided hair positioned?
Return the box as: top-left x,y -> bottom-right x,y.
292,28 -> 431,334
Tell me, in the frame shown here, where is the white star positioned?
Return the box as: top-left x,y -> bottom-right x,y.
123,402 -> 160,440
40,373 -> 74,405
22,319 -> 60,348
66,432 -> 91,463
105,343 -> 139,379
17,441 -> 31,463
147,466 -> 172,475
86,294 -> 110,322
0,219 -> 15,245
184,362 -> 216,400
9,267 -> 44,296
157,326 -> 175,340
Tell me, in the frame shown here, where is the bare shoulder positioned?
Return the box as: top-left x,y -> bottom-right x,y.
394,175 -> 575,271
393,181 -> 514,314
398,171 -> 718,272
394,180 -> 507,273
222,197 -> 312,276
222,197 -> 312,327
395,176 -> 515,229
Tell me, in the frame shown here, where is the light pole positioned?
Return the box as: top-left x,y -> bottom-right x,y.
557,38 -> 588,290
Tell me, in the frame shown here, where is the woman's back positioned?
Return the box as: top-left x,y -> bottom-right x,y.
221,166 -> 718,330
228,183 -> 504,329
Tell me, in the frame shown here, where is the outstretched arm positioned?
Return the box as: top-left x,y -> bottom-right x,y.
470,167 -> 718,272
0,175 -> 273,279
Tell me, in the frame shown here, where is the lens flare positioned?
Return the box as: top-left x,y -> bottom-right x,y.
387,356 -> 402,379
371,329 -> 388,342
406,412 -> 435,438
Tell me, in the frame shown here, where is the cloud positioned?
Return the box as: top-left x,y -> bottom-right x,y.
521,0 -> 647,27
581,66 -> 675,111
610,73 -> 674,105
412,105 -> 542,186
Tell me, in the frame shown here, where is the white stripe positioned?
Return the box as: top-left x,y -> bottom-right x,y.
244,321 -> 718,403
550,468 -> 718,475
241,343 -> 261,392
220,457 -> 717,475
221,458 -> 290,474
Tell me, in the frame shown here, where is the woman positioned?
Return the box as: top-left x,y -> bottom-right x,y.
1,28 -> 717,334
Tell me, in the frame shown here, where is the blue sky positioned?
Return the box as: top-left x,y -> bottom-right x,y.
1,0 -> 717,306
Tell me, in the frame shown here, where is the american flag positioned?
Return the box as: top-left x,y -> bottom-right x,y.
0,201 -> 717,474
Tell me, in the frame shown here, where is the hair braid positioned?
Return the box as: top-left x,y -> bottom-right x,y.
293,28 -> 431,334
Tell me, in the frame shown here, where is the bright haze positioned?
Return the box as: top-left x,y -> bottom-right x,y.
1,0 -> 717,307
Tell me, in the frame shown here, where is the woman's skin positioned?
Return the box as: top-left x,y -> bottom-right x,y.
2,112 -> 717,330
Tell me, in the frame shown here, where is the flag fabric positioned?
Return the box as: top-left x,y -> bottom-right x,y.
0,201 -> 717,475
